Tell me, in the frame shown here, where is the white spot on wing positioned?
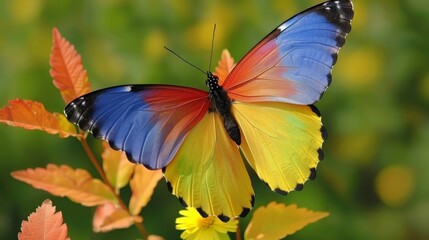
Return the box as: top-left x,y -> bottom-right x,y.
278,23 -> 287,32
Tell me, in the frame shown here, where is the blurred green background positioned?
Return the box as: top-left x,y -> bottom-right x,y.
1,0 -> 428,239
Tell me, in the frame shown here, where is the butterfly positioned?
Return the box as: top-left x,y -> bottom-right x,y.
65,0 -> 353,221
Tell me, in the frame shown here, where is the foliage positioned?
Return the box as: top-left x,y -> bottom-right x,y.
0,99 -> 77,138
18,199 -> 70,240
244,202 -> 329,240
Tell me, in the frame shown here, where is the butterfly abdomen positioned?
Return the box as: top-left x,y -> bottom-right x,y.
222,113 -> 241,145
206,72 -> 241,145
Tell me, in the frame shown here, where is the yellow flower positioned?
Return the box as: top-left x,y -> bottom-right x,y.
176,207 -> 238,240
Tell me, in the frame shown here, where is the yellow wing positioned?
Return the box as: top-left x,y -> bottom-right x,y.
232,102 -> 326,194
163,112 -> 254,221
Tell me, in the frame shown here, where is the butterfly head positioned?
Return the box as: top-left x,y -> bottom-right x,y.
205,71 -> 219,92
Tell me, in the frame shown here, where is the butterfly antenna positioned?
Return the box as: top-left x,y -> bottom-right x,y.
164,46 -> 206,75
208,24 -> 216,71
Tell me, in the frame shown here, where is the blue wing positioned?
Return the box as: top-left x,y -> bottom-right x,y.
223,0 -> 354,104
64,85 -> 210,169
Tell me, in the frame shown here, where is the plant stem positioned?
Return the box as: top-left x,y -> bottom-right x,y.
236,219 -> 242,240
79,137 -> 109,183
78,137 -> 149,239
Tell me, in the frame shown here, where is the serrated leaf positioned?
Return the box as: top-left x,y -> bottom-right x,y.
0,99 -> 77,138
50,28 -> 90,104
214,49 -> 235,84
11,164 -> 117,206
101,142 -> 135,190
93,202 -> 142,233
129,165 -> 163,215
18,199 -> 70,240
244,202 -> 329,240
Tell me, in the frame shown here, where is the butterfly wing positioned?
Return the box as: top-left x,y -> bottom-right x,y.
164,112 -> 254,221
226,1 -> 353,194
64,85 -> 210,169
222,0 -> 354,104
233,102 -> 326,194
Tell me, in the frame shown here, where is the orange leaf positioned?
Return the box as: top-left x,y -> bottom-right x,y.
50,28 -> 90,104
18,199 -> 70,240
214,49 -> 235,85
93,202 -> 142,233
0,99 -> 77,138
244,202 -> 329,240
11,164 -> 117,206
148,235 -> 166,240
101,143 -> 135,190
129,165 -> 163,215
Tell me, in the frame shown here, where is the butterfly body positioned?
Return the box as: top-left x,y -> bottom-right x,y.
65,0 -> 354,221
206,72 -> 241,145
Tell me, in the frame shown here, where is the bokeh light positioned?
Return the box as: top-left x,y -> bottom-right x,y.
375,165 -> 416,207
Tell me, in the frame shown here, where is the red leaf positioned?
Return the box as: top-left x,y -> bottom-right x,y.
0,99 -> 77,138
18,199 -> 70,240
93,202 -> 142,233
11,164 -> 117,206
129,165 -> 163,215
50,28 -> 90,104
